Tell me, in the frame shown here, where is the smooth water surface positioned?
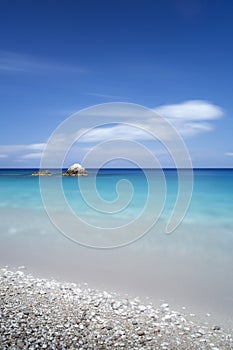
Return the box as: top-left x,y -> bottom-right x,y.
0,168 -> 233,326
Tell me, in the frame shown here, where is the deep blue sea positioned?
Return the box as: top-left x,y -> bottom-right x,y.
0,168 -> 233,325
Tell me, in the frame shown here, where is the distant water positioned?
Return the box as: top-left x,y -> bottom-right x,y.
0,168 -> 233,326
1,168 -> 232,223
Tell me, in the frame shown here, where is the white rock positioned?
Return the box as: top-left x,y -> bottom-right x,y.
68,163 -> 83,170
64,163 -> 88,176
160,303 -> 169,309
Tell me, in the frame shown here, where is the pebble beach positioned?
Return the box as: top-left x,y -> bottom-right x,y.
0,268 -> 232,350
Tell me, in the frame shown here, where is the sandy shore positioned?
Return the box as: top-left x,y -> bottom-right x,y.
0,268 -> 232,350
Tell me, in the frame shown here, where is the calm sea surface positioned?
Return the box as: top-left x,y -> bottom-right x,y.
0,169 -> 233,326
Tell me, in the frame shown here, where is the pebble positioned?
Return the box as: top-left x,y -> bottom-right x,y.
137,330 -> 145,336
0,268 -> 232,350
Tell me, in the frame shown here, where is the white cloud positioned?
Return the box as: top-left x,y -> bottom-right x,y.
154,100 -> 223,121
0,100 -> 224,167
0,143 -> 46,153
26,143 -> 46,151
21,152 -> 43,159
78,125 -> 154,143
167,121 -> 214,137
76,100 -> 224,143
225,152 -> 233,156
0,143 -> 46,162
153,100 -> 223,138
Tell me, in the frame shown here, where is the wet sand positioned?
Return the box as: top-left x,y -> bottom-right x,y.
1,207 -> 233,329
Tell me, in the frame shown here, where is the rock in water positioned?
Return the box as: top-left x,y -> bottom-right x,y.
31,170 -> 52,176
63,163 -> 88,176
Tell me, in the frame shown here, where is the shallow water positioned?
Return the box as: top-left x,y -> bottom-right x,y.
0,169 -> 233,327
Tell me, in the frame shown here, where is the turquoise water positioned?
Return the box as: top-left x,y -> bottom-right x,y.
0,168 -> 232,225
0,168 -> 233,251
0,168 -> 233,325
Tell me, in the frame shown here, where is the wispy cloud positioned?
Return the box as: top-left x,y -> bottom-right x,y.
21,152 -> 43,159
26,143 -> 46,151
75,100 -> 224,143
0,51 -> 85,74
86,92 -> 129,99
0,100 -> 225,167
78,125 -> 153,143
154,100 -> 223,121
0,143 -> 46,162
0,143 -> 46,153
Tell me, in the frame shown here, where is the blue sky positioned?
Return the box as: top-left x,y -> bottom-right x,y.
0,0 -> 233,167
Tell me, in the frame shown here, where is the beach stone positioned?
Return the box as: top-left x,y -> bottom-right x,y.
16,339 -> 25,348
137,330 -> 145,336
138,305 -> 146,312
118,342 -> 125,347
111,301 -> 122,309
161,303 -> 169,309
0,268 -> 232,350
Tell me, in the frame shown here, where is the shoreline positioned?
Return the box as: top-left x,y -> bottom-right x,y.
1,217 -> 233,330
0,268 -> 232,349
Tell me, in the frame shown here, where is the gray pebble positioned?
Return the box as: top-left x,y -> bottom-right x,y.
0,268 -> 231,350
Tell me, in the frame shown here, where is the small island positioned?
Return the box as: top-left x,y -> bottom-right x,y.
63,163 -> 88,177
31,170 -> 52,176
31,164 -> 88,177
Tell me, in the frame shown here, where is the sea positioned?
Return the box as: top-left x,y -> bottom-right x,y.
0,168 -> 233,326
